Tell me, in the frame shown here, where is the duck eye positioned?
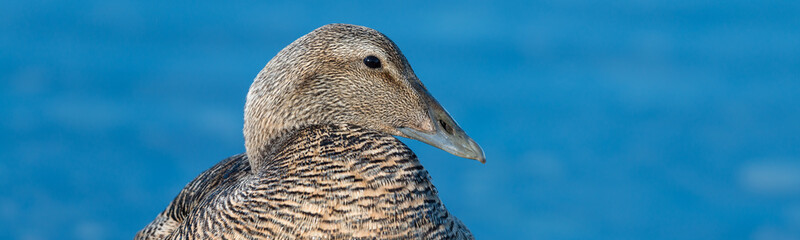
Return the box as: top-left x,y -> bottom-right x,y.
363,55 -> 381,68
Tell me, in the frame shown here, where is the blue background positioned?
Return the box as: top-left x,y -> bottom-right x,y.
2,1 -> 799,239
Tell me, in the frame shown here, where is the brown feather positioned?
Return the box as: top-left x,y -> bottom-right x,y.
136,24 -> 477,240
136,125 -> 473,239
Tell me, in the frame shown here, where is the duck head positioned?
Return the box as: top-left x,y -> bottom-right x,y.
244,24 -> 485,166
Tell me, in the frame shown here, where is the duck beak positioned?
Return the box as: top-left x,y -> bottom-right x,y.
397,95 -> 486,163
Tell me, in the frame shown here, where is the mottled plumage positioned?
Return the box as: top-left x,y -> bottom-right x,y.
137,24 -> 483,239
138,124 -> 472,239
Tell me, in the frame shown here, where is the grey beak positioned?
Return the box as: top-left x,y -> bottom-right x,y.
398,104 -> 486,163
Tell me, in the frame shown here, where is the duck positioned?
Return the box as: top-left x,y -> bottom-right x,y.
135,23 -> 485,240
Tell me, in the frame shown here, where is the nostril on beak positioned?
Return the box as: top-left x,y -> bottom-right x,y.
399,110 -> 485,163
438,119 -> 454,135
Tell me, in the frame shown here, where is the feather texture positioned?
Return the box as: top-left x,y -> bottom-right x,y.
137,23 -> 482,239
136,124 -> 473,240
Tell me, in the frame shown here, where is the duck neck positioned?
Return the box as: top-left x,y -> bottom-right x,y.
243,88 -> 328,170
244,102 -> 312,170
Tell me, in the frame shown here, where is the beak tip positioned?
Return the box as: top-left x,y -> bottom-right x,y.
468,139 -> 486,164
468,143 -> 486,164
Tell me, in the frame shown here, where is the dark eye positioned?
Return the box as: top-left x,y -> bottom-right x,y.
363,55 -> 381,68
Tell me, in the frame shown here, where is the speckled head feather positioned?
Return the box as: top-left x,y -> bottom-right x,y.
244,24 -> 484,168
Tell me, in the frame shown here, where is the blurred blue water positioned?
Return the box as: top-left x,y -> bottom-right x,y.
2,1 -> 799,239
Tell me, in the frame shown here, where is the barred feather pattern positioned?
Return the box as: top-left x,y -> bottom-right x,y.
136,124 -> 473,240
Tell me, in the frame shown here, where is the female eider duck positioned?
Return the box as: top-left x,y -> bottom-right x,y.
136,23 -> 485,240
